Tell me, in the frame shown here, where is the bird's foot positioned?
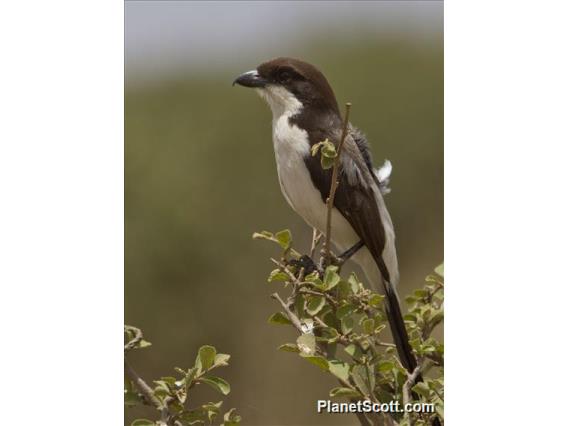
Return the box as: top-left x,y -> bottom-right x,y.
287,255 -> 321,277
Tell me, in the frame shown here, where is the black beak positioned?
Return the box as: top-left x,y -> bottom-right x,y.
232,70 -> 268,88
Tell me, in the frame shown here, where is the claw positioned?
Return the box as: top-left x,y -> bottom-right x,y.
288,255 -> 320,276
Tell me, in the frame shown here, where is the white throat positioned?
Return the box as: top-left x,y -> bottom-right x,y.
256,85 -> 303,119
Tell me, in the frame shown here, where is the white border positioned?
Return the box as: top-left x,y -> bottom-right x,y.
0,1 -> 123,424
446,0 -> 568,424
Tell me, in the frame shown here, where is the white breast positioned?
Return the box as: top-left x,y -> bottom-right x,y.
272,114 -> 359,255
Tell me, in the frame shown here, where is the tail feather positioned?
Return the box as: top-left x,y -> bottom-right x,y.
383,283 -> 418,373
370,253 -> 417,373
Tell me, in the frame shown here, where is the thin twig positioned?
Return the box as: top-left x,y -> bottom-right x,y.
298,288 -> 338,308
374,340 -> 396,349
125,359 -> 162,408
310,227 -> 322,258
270,258 -> 301,285
271,292 -> 304,333
403,364 -> 422,409
324,102 -> 352,262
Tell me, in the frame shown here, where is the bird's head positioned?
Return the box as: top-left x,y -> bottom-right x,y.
233,57 -> 340,118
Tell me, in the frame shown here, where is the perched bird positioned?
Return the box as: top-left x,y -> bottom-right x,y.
233,58 -> 416,373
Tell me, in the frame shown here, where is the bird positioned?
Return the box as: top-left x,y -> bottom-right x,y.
233,57 -> 416,374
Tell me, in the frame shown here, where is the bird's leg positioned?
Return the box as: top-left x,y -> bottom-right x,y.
337,240 -> 365,264
318,240 -> 365,274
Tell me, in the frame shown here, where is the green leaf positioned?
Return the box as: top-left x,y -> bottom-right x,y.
329,387 -> 360,398
362,318 -> 374,334
374,324 -> 386,335
184,367 -> 198,389
304,271 -> 320,282
214,353 -> 231,367
323,266 -> 341,291
336,280 -> 353,299
434,263 -> 444,277
159,376 -> 177,386
321,142 -> 337,158
377,361 -> 395,372
252,230 -> 273,240
275,229 -> 292,250
337,304 -> 356,319
311,139 -> 335,157
414,289 -> 429,298
278,343 -> 300,353
202,401 -> 223,422
320,327 -> 340,343
300,354 -> 329,371
268,312 -> 292,325
124,390 -> 143,406
369,294 -> 385,308
306,295 -> 325,315
197,345 -> 216,373
351,365 -> 371,396
153,379 -> 173,398
311,139 -> 338,169
201,375 -> 231,395
329,360 -> 350,382
321,155 -> 335,169
348,273 -> 360,294
174,367 -> 186,375
222,408 -> 242,426
296,333 -> 316,354
179,408 -> 208,424
267,269 -> 289,282
311,140 -> 325,156
294,294 -> 306,318
351,364 -> 375,398
131,420 -> 154,426
341,316 -> 354,334
412,382 -> 431,398
344,344 -> 361,359
138,339 -> 152,348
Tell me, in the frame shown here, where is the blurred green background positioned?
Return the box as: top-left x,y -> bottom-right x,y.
125,2 -> 442,425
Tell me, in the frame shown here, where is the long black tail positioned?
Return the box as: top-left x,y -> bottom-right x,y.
383,281 -> 418,373
372,255 -> 418,373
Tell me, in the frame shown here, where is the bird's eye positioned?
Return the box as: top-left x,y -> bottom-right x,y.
278,70 -> 293,83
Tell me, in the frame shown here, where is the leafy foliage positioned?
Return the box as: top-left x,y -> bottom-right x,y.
311,138 -> 338,169
124,326 -> 241,426
255,229 -> 444,425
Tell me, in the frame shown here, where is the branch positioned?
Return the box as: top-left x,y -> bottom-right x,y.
271,292 -> 304,333
124,325 -> 143,352
270,258 -> 301,285
324,102 -> 352,262
125,359 -> 162,409
310,227 -> 322,258
124,326 -> 184,426
403,364 -> 422,409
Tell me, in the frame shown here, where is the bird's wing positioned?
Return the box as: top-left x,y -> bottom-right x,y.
304,128 -> 417,372
304,129 -> 391,282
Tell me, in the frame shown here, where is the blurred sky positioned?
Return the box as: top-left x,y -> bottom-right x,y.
126,1 -> 443,83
